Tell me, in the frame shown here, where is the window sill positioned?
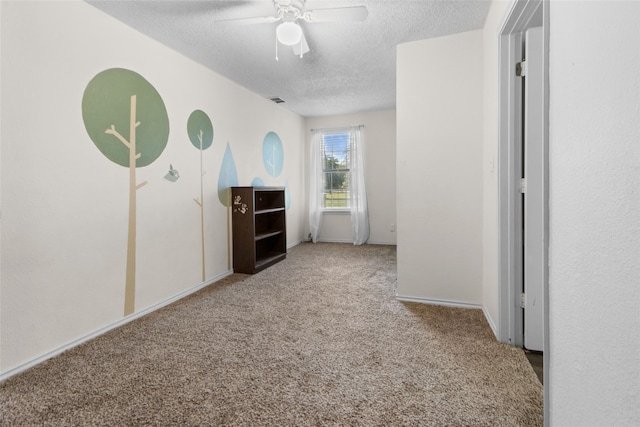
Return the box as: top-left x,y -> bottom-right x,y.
322,209 -> 350,215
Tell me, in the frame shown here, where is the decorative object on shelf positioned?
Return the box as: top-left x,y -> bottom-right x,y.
233,195 -> 248,214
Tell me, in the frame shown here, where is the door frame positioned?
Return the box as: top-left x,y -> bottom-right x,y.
497,0 -> 549,422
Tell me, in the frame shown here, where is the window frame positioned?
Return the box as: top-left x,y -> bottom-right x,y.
319,130 -> 352,212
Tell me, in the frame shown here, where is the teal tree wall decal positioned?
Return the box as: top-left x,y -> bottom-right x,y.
262,131 -> 284,177
218,143 -> 238,206
82,68 -> 169,316
285,180 -> 291,210
217,142 -> 239,269
251,177 -> 265,187
187,110 -> 214,281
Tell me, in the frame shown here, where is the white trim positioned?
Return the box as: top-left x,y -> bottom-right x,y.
395,295 -> 483,311
286,240 -> 303,250
498,0 -> 549,423
498,0 -> 545,347
542,6 -> 550,424
311,239 -> 396,246
321,209 -> 350,215
366,240 -> 396,246
0,270 -> 233,382
316,238 -> 352,244
498,3 -> 524,347
396,296 -> 497,337
483,306 -> 499,339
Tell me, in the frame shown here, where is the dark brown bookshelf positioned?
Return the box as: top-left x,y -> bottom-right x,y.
231,187 -> 286,274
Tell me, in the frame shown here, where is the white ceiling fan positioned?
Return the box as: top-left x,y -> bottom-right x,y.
215,0 -> 368,60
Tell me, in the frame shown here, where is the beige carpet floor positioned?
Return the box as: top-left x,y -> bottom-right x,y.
0,242 -> 543,426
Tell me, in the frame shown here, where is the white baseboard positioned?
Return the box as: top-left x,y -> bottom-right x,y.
0,270 -> 233,382
482,306 -> 499,340
287,240 -> 303,250
396,295 -> 500,340
315,239 -> 397,246
395,294 -> 483,310
317,238 -> 352,244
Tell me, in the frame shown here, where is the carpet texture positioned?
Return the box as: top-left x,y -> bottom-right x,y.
0,243 -> 543,426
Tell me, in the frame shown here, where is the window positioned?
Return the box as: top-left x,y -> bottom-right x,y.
309,125 -> 368,244
321,132 -> 350,209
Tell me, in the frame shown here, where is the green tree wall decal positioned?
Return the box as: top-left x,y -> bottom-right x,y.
82,68 -> 169,316
187,110 -> 214,281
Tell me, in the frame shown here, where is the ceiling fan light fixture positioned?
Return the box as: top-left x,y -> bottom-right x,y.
276,21 -> 302,46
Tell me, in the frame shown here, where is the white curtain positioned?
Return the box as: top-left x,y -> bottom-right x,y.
309,129 -> 324,243
349,126 -> 369,245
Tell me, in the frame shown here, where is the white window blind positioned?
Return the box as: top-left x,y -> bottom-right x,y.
321,132 -> 351,209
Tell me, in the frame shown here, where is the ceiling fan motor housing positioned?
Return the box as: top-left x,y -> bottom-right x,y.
275,0 -> 305,22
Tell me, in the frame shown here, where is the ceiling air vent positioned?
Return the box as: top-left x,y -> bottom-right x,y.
269,97 -> 285,104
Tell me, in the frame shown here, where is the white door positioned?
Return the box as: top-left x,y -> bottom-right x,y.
523,26 -> 545,351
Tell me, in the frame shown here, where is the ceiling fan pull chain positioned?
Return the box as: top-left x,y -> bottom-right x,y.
275,33 -> 279,61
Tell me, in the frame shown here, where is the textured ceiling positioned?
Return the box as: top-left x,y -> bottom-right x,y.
87,1 -> 491,117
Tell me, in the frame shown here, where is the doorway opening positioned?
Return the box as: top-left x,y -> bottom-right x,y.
497,0 -> 549,422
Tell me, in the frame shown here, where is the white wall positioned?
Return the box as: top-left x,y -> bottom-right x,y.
0,0 -> 306,375
304,110 -> 397,245
396,30 -> 484,306
548,1 -> 640,425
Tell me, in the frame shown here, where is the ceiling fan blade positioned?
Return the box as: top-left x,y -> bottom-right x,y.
302,6 -> 368,23
292,30 -> 310,57
214,15 -> 280,26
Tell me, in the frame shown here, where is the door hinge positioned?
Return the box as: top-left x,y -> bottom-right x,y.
520,178 -> 526,193
521,292 -> 527,309
516,60 -> 527,77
